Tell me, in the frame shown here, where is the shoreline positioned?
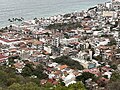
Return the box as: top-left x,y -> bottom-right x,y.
0,1 -> 108,29
0,8 -> 92,29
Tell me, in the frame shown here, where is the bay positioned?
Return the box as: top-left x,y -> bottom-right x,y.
0,0 -> 110,27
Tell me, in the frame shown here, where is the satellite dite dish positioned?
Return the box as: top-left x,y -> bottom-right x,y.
117,64 -> 120,71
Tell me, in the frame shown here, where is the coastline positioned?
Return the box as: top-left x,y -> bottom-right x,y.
0,0 -> 120,89
0,0 -> 109,28
0,5 -> 98,29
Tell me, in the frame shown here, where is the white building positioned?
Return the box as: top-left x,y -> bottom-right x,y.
60,38 -> 78,45
63,73 -> 76,86
105,2 -> 112,9
44,46 -> 52,54
52,37 -> 60,47
112,0 -> 120,10
102,11 -> 118,18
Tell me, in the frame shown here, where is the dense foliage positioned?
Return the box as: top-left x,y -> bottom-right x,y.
107,72 -> 120,90
107,38 -> 117,46
53,55 -> 84,70
22,63 -> 48,79
0,63 -> 47,90
46,22 -> 82,30
0,61 -> 86,90
76,72 -> 95,83
110,72 -> 120,82
7,81 -> 86,90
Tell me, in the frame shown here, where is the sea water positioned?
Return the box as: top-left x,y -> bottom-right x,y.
0,0 -> 110,27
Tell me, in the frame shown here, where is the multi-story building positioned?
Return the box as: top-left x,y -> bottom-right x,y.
52,37 -> 60,47
112,0 -> 120,10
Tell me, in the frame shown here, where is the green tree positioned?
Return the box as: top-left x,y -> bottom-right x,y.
22,63 -> 34,77
22,82 -> 41,90
8,83 -> 22,90
0,70 -> 8,87
0,87 -> 2,90
46,21 -> 82,30
107,38 -> 116,46
8,82 -> 42,90
107,81 -> 120,90
53,56 -> 84,70
68,82 -> 86,90
76,72 -> 95,83
8,57 -> 15,65
54,85 -> 67,90
110,72 -> 120,82
43,82 -> 54,90
59,79 -> 65,86
22,66 -> 33,77
110,64 -> 117,70
33,64 -> 48,79
7,78 -> 17,86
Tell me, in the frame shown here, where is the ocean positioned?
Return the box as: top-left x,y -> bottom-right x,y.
0,0 -> 110,27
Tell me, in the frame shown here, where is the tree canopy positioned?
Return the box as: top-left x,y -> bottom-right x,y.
53,55 -> 84,70
8,82 -> 41,90
22,63 -> 48,79
76,72 -> 95,83
46,22 -> 82,30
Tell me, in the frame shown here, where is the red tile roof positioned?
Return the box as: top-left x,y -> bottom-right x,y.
0,38 -> 19,43
59,65 -> 68,70
0,54 -> 8,62
0,54 -> 8,59
33,41 -> 44,45
83,68 -> 100,76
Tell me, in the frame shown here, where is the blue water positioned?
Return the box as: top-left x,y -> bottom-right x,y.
0,0 -> 110,27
